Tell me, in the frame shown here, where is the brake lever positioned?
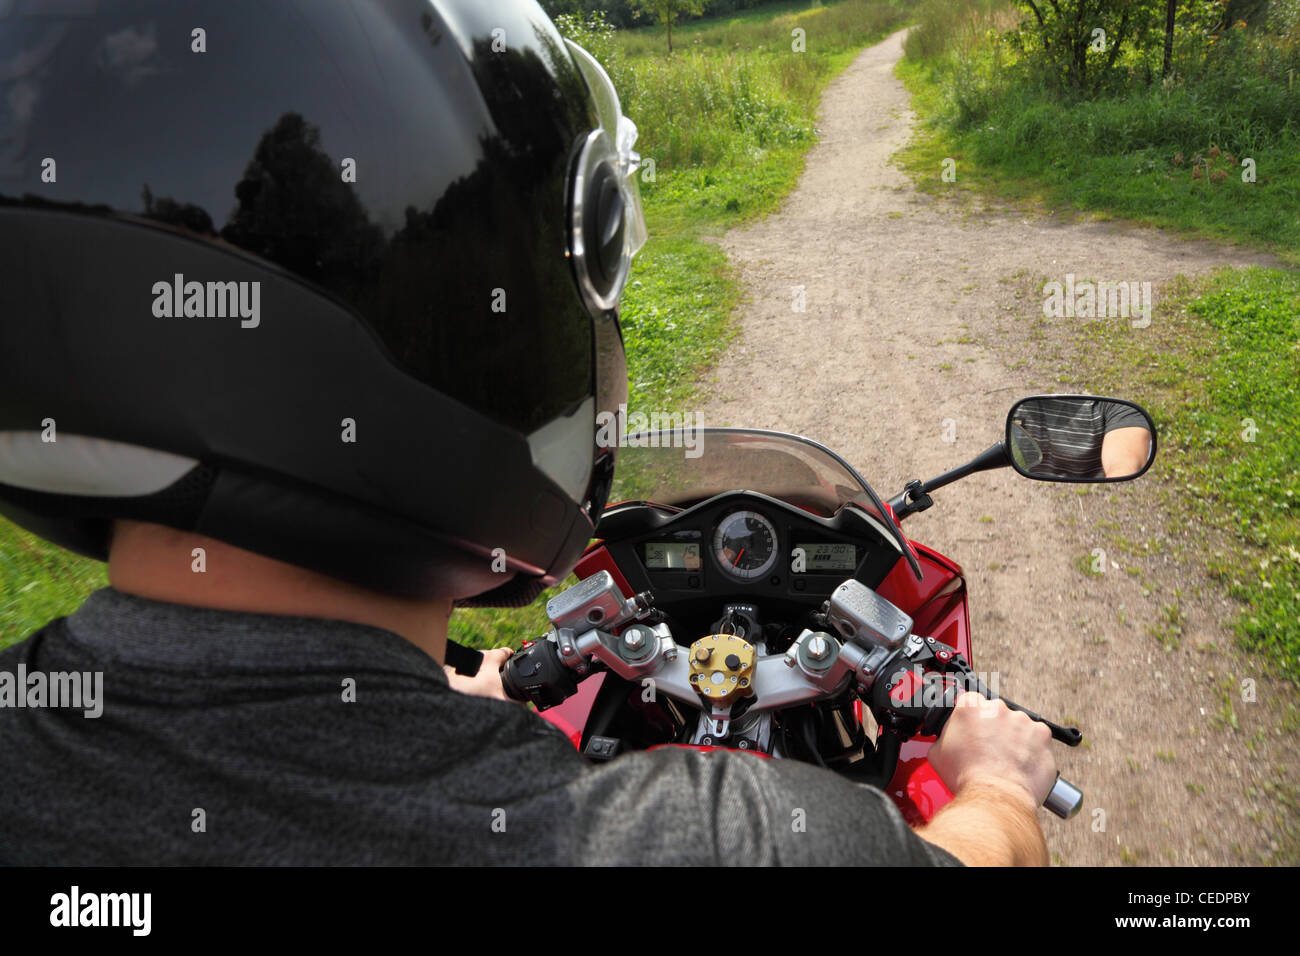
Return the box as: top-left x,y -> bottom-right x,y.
963,673 -> 1082,747
898,637 -> 1082,746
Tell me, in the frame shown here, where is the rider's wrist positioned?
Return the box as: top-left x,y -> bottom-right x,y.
956,775 -> 1040,816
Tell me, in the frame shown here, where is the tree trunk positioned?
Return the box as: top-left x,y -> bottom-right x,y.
1162,0 -> 1176,79
667,17 -> 673,54
1070,3 -> 1088,90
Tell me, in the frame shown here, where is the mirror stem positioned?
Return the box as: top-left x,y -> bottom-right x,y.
890,441 -> 1011,520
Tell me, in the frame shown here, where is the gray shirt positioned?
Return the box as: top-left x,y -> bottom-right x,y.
0,588 -> 960,866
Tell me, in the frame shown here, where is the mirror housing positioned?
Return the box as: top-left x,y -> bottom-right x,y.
1006,395 -> 1157,483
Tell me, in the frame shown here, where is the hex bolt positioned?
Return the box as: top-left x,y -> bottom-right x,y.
622,627 -> 645,652
807,635 -> 829,661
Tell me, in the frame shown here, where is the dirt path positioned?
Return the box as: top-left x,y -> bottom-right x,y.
700,28 -> 1296,866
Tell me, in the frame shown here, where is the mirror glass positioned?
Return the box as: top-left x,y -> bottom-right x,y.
1006,396 -> 1156,482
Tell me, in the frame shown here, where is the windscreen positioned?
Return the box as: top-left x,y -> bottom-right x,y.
606,428 -> 922,578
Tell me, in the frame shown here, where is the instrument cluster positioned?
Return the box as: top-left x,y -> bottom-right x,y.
597,491 -> 902,612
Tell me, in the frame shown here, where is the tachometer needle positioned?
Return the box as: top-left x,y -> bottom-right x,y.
733,548 -> 744,567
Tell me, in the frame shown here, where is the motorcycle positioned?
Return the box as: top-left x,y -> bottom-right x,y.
498,394 -> 1158,824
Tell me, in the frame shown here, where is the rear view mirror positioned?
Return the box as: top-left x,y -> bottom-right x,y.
1006,395 -> 1157,482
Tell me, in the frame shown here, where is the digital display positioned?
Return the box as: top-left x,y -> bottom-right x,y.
645,542 -> 701,571
795,542 -> 857,572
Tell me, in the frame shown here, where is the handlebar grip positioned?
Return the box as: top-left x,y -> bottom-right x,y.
500,638 -> 577,710
1044,774 -> 1083,819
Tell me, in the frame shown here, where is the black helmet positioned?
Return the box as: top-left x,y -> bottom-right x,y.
0,0 -> 645,605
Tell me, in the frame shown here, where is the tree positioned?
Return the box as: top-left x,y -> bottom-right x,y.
1162,0 -> 1175,79
633,0 -> 710,53
1018,1 -> 1161,93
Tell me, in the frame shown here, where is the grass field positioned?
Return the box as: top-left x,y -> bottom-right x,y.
1066,269 -> 1300,684
0,0 -> 911,652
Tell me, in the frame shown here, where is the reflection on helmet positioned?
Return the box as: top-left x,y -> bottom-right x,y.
564,39 -> 648,314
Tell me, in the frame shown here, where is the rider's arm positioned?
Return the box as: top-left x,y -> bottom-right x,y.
1100,402 -> 1153,478
1100,426 -> 1151,478
567,743 -> 962,866
918,692 -> 1057,866
913,779 -> 1047,866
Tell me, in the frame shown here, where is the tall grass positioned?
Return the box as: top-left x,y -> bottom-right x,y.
902,0 -> 1015,62
593,1 -> 910,174
899,0 -> 1300,258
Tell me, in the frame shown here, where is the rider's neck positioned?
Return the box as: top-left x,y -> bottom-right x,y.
107,519 -> 451,664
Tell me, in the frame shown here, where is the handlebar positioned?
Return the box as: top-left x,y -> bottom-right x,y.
873,664 -> 1084,819
502,572 -> 1088,820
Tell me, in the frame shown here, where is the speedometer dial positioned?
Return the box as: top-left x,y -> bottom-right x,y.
713,510 -> 778,581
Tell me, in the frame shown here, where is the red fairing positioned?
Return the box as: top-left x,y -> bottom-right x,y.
887,751 -> 955,826
537,671 -> 605,749
876,541 -> 971,664
875,542 -> 970,823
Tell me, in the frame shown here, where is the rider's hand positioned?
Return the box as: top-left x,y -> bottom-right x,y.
926,691 -> 1057,812
444,646 -> 515,701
